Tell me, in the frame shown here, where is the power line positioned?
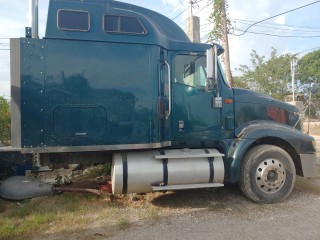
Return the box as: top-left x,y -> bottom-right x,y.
235,21 -> 320,33
177,1 -> 210,25
193,0 -> 209,15
172,7 -> 188,20
235,23 -> 320,34
233,0 -> 320,37
295,46 -> 320,55
233,28 -> 320,38
231,18 -> 320,30
166,0 -> 185,16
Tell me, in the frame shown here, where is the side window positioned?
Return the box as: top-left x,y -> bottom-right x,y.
104,15 -> 147,34
174,55 -> 207,89
58,10 -> 90,31
104,15 -> 119,32
121,16 -> 146,34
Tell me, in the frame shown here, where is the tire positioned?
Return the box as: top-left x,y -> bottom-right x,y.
239,144 -> 296,203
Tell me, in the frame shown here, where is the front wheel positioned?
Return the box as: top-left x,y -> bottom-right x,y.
239,144 -> 296,203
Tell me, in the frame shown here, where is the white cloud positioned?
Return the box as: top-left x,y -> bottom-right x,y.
275,16 -> 286,25
0,81 -> 10,99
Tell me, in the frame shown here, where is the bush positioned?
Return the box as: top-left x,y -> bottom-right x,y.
0,96 -> 10,145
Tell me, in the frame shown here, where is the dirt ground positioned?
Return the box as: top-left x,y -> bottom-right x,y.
110,122 -> 320,240
109,178 -> 320,240
1,121 -> 320,240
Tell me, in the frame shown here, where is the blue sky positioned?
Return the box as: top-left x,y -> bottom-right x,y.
0,0 -> 320,98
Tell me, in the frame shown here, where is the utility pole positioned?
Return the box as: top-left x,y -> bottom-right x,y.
291,59 -> 296,101
220,0 -> 233,86
186,1 -> 200,43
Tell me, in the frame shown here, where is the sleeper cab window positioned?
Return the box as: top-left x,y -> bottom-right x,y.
58,10 -> 90,31
104,15 -> 147,34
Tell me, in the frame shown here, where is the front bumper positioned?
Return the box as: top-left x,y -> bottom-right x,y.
300,153 -> 317,178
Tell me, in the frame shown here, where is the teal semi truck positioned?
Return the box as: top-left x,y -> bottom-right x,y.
1,0 -> 317,203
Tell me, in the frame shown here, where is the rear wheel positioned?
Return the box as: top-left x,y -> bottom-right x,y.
239,144 -> 296,203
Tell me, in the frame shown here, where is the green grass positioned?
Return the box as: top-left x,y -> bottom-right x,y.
0,212 -> 54,240
0,193 -> 103,239
116,218 -> 131,230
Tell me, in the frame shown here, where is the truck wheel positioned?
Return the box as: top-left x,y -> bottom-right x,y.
239,144 -> 296,203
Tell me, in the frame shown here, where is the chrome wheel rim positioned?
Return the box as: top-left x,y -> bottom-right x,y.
255,158 -> 286,194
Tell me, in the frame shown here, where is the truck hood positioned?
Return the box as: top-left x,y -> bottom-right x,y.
233,88 -> 301,130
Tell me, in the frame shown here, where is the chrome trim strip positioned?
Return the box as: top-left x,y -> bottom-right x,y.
154,153 -> 224,160
10,39 -> 21,148
164,60 -> 171,119
152,183 -> 224,191
0,146 -> 22,152
18,141 -> 172,154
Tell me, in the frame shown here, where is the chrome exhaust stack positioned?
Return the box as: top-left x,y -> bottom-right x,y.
29,0 -> 39,38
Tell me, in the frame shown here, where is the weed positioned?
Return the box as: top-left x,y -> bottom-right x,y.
149,208 -> 160,220
0,213 -> 54,240
0,218 -> 15,240
0,200 -> 7,213
116,218 -> 131,230
9,200 -> 40,218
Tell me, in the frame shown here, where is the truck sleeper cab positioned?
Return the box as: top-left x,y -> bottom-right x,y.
6,0 -> 317,203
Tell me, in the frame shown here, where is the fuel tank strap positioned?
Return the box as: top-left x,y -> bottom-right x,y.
204,149 -> 214,183
159,150 -> 168,186
121,152 -> 128,194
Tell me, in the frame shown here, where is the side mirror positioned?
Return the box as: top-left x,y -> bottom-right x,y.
206,46 -> 222,108
206,48 -> 214,79
206,45 -> 218,92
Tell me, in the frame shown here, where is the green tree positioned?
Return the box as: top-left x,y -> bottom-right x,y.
208,0 -> 233,86
233,76 -> 248,89
236,48 -> 295,100
297,49 -> 320,85
0,96 -> 10,145
297,49 -> 320,118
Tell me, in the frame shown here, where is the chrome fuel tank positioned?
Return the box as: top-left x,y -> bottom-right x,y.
112,149 -> 224,194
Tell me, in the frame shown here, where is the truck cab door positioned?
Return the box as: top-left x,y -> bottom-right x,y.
171,54 -> 222,148
158,53 -> 171,143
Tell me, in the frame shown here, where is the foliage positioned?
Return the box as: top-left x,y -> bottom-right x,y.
207,0 -> 234,86
296,49 -> 320,118
207,0 -> 233,44
297,49 -> 320,86
236,48 -> 296,100
233,76 -> 249,89
0,96 -> 10,145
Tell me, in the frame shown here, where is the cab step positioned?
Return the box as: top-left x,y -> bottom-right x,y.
153,149 -> 224,160
152,183 -> 224,191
